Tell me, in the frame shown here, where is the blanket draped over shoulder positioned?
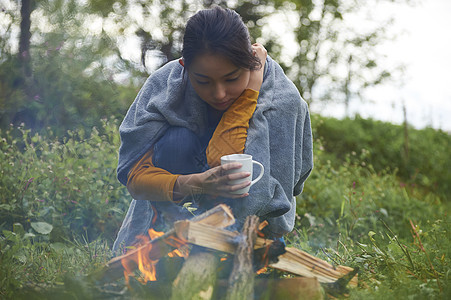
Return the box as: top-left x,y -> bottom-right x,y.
116,56 -> 313,245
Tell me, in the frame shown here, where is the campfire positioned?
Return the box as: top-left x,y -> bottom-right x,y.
93,204 -> 358,299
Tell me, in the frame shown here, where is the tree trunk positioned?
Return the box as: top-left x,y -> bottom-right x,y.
19,0 -> 33,79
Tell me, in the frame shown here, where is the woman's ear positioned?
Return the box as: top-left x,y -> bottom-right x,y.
179,58 -> 185,67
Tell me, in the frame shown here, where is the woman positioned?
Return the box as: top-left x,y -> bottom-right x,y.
113,7 -> 313,253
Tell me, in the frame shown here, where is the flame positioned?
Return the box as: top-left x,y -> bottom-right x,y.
168,247 -> 189,257
148,228 -> 164,240
137,246 -> 158,282
256,242 -> 271,275
150,203 -> 158,225
257,220 -> 268,238
121,227 -> 190,284
257,231 -> 265,238
120,232 -> 160,284
121,257 -> 135,284
258,220 -> 269,231
166,235 -> 190,258
121,200 -> 190,284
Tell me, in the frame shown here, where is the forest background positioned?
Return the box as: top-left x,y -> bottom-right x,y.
0,0 -> 449,299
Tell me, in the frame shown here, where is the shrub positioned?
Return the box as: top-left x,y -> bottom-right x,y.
312,114 -> 451,198
0,226 -> 112,299
289,137 -> 449,299
0,119 -> 130,244
1,115 -> 449,298
0,48 -> 140,136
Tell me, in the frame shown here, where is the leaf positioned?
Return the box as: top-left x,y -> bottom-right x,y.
2,230 -> 17,241
50,242 -> 68,251
13,250 -> 27,263
13,223 -> 25,236
31,222 -> 53,235
182,202 -> 198,213
0,204 -> 12,211
354,257 -> 366,263
24,233 -> 36,238
340,198 -> 345,217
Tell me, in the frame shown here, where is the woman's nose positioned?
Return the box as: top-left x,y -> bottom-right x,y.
213,84 -> 226,100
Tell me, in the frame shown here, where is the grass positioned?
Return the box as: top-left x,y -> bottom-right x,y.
0,117 -> 449,299
287,134 -> 450,299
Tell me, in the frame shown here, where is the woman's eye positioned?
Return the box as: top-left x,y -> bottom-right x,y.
196,80 -> 209,85
226,77 -> 239,82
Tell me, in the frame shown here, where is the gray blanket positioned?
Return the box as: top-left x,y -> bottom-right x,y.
114,56 -> 313,250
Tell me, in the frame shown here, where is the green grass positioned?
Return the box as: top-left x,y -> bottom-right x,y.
0,116 -> 449,299
288,137 -> 449,299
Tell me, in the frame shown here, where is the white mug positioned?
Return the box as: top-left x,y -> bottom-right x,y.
220,154 -> 264,194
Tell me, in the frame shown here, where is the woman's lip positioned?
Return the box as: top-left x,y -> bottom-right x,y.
216,99 -> 233,108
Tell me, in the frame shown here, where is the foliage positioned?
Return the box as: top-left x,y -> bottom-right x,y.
0,0 -> 446,298
0,116 -> 449,298
0,0 -> 139,134
0,119 -> 130,244
288,134 -> 449,299
0,228 -> 112,299
109,0 -> 405,107
284,0 -> 403,107
1,52 -> 135,135
311,114 -> 451,198
0,0 -> 407,133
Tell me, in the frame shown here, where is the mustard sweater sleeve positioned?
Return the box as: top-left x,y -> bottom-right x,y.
126,89 -> 258,202
206,89 -> 259,167
126,150 -> 180,202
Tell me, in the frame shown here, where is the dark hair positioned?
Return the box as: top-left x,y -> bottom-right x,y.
182,6 -> 261,71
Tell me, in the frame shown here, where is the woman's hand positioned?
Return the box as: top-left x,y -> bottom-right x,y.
174,163 -> 251,200
246,43 -> 267,92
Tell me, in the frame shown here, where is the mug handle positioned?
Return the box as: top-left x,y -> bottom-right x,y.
250,160 -> 264,186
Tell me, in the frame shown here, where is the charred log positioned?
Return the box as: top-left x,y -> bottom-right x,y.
253,239 -> 286,272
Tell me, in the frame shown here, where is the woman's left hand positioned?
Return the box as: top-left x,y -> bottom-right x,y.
246,43 -> 267,92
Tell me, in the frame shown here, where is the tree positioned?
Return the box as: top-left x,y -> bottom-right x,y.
18,0 -> 33,79
0,0 -> 136,132
0,0 -> 409,131
124,0 -> 405,114
118,0 -> 272,72
270,0 -> 405,113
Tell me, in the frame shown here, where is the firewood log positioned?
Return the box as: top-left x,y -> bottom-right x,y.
90,204 -> 234,283
225,215 -> 259,300
170,249 -> 219,300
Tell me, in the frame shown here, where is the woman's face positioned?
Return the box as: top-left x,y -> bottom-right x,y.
187,53 -> 250,111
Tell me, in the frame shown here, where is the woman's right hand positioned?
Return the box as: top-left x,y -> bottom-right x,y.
174,163 -> 251,200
